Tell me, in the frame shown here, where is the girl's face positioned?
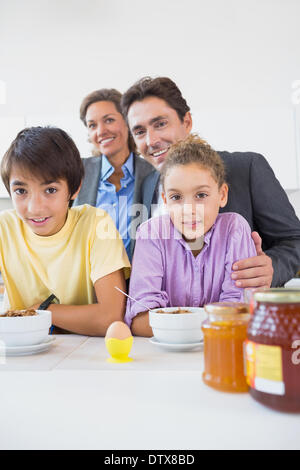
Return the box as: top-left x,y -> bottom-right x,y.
85,100 -> 130,160
162,163 -> 228,242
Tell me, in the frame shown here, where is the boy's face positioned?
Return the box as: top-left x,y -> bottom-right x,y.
9,169 -> 80,236
162,163 -> 228,241
127,96 -> 192,169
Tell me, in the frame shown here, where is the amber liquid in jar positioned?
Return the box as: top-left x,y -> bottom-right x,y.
247,289 -> 300,412
202,303 -> 250,393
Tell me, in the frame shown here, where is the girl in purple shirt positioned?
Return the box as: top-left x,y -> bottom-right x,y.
125,134 -> 256,336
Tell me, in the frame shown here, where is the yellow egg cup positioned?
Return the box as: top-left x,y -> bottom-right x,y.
105,336 -> 133,363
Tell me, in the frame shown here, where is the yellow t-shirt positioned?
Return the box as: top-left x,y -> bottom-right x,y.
0,204 -> 130,310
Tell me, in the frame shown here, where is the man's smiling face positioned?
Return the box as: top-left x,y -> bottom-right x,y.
127,96 -> 192,169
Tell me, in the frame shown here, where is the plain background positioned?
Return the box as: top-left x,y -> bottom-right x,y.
0,0 -> 300,212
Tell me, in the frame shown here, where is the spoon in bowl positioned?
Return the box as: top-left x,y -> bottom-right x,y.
114,286 -> 156,313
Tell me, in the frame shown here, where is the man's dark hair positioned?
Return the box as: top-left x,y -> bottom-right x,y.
1,126 -> 84,199
121,76 -> 190,122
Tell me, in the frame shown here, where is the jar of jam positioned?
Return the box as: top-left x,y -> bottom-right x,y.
245,289 -> 300,412
202,302 -> 250,392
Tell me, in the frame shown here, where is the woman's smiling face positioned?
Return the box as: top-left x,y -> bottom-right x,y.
85,100 -> 129,160
162,163 -> 228,241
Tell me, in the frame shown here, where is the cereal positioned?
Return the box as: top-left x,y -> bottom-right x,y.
0,309 -> 37,317
155,308 -> 191,314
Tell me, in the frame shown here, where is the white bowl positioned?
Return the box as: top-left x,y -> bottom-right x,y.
0,310 -> 52,347
149,307 -> 207,344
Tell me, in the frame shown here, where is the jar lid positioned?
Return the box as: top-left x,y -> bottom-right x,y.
204,302 -> 250,315
254,288 -> 300,303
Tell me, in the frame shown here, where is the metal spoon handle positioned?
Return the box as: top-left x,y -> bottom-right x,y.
114,286 -> 152,312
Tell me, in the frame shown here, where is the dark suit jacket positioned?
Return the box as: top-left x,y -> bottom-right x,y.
142,151 -> 300,287
74,153 -> 154,258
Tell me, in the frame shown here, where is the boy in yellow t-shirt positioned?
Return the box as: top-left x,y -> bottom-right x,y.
0,126 -> 130,336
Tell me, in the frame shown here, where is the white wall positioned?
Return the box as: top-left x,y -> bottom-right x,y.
0,0 -> 300,207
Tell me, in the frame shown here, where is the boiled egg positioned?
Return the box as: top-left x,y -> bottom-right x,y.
105,321 -> 133,363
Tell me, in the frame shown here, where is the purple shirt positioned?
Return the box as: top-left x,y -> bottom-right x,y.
125,212 -> 256,326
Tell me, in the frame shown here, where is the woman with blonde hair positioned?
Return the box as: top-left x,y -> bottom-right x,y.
74,88 -> 153,260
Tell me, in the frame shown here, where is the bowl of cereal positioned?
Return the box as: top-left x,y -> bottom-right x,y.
149,307 -> 207,344
0,309 -> 52,347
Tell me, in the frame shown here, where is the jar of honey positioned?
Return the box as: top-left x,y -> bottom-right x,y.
245,289 -> 300,412
202,302 -> 250,392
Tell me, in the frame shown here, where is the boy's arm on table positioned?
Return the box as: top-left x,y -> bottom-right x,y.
31,269 -> 127,336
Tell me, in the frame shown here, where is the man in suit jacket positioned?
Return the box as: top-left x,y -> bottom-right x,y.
121,76 -> 300,288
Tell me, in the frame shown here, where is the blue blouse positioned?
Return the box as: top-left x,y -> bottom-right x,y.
96,153 -> 135,260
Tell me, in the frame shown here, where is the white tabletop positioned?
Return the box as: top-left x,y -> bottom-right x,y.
0,334 -> 299,450
0,334 -> 88,371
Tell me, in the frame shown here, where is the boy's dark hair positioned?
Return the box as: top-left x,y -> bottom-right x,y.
1,126 -> 84,199
79,88 -> 136,152
160,134 -> 226,189
121,76 -> 190,122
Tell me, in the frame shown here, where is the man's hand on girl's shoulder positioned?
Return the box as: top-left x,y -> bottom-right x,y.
231,232 -> 273,289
